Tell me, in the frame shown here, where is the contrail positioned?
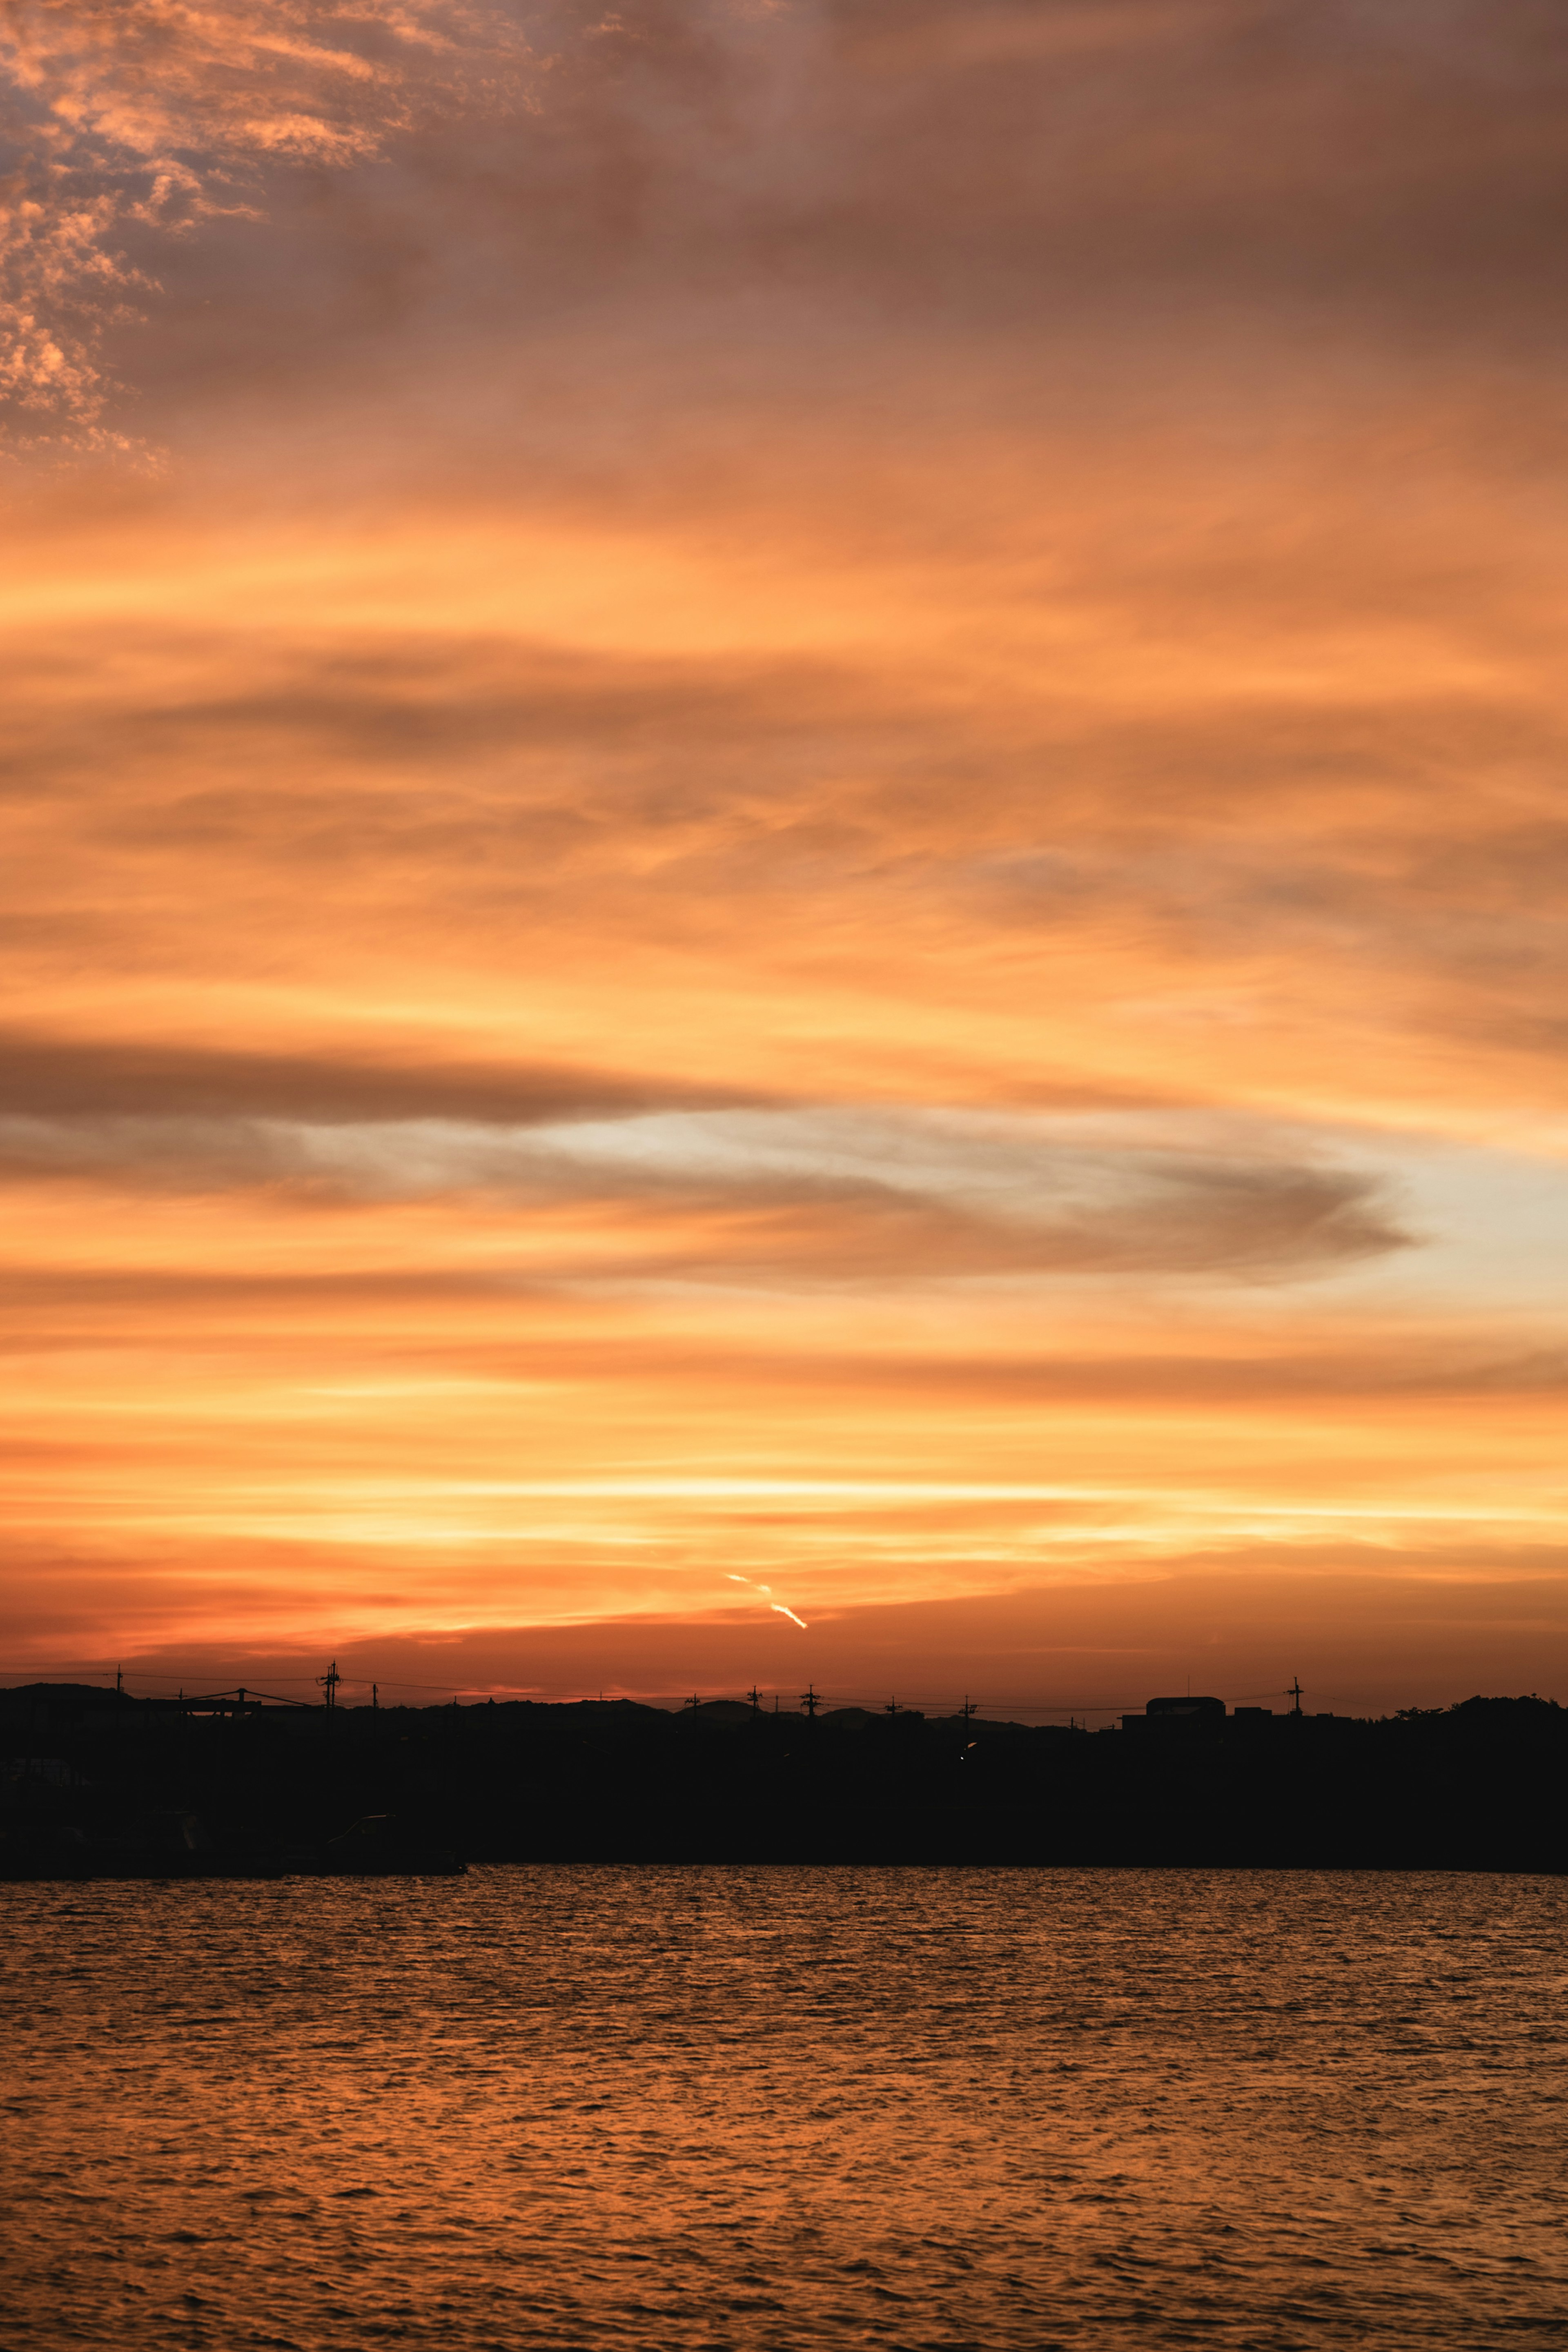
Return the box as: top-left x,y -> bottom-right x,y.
726,1572 -> 808,1630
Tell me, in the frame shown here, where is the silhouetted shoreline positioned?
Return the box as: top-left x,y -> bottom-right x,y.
3,1683 -> 1565,1877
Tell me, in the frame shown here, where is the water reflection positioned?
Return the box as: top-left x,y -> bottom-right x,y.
5,1867 -> 1566,2346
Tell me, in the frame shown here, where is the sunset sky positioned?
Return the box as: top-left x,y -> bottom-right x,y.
4,0 -> 1567,1713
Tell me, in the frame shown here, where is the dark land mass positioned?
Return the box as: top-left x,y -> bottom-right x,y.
2,1685 -> 1566,1877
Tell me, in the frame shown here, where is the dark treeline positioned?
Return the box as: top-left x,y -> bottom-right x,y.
2,1685 -> 1566,1876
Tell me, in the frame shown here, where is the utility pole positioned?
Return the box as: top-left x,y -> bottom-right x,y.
372,1682 -> 379,1711
116,1664 -> 122,1696
884,1695 -> 899,1717
317,1660 -> 340,1711
800,1684 -> 820,1719
683,1692 -> 702,1715
746,1686 -> 762,1717
1289,1677 -> 1303,1717
960,1695 -> 978,1724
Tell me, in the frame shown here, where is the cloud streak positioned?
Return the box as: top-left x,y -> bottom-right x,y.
726,1573 -> 806,1630
0,1025 -> 755,1125
0,1086 -> 1412,1283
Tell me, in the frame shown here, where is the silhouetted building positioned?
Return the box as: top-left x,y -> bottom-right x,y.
1122,1695 -> 1227,1731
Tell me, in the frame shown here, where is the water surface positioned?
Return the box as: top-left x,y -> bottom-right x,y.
4,1867 -> 1566,2347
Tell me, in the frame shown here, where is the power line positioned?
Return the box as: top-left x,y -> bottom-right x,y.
0,1666 -> 1368,1714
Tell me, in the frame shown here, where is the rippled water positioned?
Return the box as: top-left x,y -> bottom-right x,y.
4,1867 -> 1566,2348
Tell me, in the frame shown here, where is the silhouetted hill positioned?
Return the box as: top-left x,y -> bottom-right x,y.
0,1682 -> 139,1713
1,1688 -> 1564,1875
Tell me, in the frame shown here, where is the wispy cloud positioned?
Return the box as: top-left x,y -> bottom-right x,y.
11,0 -> 1568,449
0,0 -> 535,441
0,1025 -> 755,1125
0,1078 -> 1412,1284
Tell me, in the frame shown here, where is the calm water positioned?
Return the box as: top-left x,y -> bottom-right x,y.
4,1867 -> 1566,2348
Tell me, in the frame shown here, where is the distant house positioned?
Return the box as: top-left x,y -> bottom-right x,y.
1120,1695 -> 1227,1731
